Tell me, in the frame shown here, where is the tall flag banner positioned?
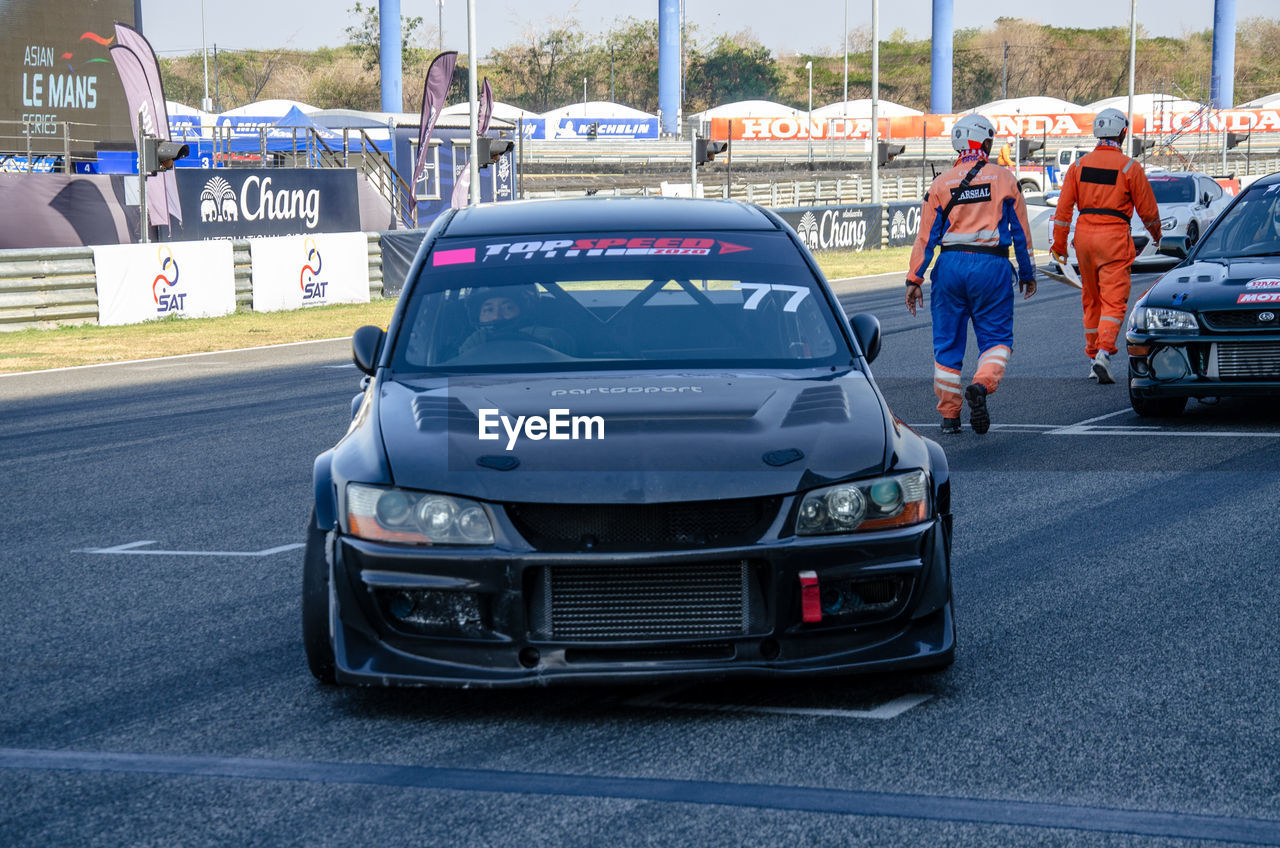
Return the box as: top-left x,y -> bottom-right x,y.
451,78 -> 493,209
412,51 -> 459,196
109,23 -> 182,229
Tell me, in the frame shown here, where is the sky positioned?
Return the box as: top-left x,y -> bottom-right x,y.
141,0 -> 1277,57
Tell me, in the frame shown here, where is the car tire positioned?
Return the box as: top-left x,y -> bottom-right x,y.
1019,180 -> 1038,195
1129,388 -> 1187,418
1186,221 -> 1199,248
302,508 -> 337,684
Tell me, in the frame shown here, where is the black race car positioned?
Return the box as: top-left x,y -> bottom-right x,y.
304,196 -> 953,687
1127,171 -> 1280,416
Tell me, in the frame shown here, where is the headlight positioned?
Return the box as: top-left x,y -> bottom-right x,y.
1131,306 -> 1199,333
796,471 -> 929,535
346,483 -> 494,545
1161,216 -> 1178,231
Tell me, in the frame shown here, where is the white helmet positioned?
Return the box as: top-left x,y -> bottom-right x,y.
1093,108 -> 1129,139
951,114 -> 996,153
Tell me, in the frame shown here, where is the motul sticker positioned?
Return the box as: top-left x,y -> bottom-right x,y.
1244,278 -> 1280,290
481,238 -> 751,260
1237,292 -> 1280,303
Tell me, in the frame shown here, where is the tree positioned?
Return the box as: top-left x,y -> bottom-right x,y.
686,34 -> 779,113
345,1 -> 427,72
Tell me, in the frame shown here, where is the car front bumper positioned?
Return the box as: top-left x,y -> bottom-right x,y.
1127,332 -> 1280,398
325,513 -> 954,688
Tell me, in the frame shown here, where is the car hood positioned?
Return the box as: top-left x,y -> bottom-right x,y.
376,371 -> 889,503
1144,258 -> 1280,310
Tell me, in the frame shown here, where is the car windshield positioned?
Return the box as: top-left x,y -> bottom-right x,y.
391,230 -> 852,373
1194,183 -> 1280,259
1149,177 -> 1196,204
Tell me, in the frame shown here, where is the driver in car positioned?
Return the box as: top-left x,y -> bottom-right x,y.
457,285 -> 576,356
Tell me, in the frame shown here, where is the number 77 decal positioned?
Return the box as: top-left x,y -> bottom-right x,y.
734,283 -> 810,312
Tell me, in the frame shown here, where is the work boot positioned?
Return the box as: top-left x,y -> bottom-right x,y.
1091,350 -> 1114,384
964,383 -> 990,435
940,417 -> 961,435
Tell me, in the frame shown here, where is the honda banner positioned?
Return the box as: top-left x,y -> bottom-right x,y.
168,169 -> 360,240
93,240 -> 235,326
250,232 -> 370,312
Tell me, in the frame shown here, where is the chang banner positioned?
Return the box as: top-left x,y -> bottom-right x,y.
886,201 -> 922,248
250,232 -> 370,312
776,205 -> 883,253
93,241 -> 235,326
169,168 -> 360,240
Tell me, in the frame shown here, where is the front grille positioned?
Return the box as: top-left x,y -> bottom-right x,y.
506,497 -> 780,552
1203,310 -> 1280,332
531,562 -> 762,641
1217,342 -> 1280,379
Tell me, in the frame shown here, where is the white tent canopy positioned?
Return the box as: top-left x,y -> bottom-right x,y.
439,100 -> 538,123
218,99 -> 319,118
970,96 -> 1083,115
1085,94 -> 1206,114
688,100 -> 803,123
1239,92 -> 1280,109
539,101 -> 656,120
812,99 -> 922,118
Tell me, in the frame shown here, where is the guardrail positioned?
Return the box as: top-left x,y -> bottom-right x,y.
0,232 -> 384,333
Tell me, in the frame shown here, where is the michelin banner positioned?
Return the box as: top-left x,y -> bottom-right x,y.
521,117 -> 659,140
776,205 -> 883,253
93,241 -> 235,326
250,232 -> 370,312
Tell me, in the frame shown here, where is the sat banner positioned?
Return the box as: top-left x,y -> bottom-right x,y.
776,204 -> 883,253
250,232 -> 370,312
92,240 -> 235,326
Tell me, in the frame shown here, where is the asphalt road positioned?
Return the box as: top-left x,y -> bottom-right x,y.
1,265 -> 1278,847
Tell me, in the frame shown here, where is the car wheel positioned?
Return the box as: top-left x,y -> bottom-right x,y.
302,508 -> 337,684
1186,221 -> 1199,248
1129,387 -> 1187,418
1019,180 -> 1038,195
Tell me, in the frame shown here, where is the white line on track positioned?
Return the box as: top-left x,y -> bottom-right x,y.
910,406 -> 1280,438
0,337 -> 349,378
624,686 -> 931,720
77,541 -> 304,557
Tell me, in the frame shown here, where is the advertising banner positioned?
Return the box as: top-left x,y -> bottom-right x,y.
168,168 -> 360,240
0,0 -> 136,152
886,201 -> 923,248
250,232 -> 370,312
776,204 -> 883,253
523,117 -> 659,140
93,240 -> 235,326
711,108 -> 1280,141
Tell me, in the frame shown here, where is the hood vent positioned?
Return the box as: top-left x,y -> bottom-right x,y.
782,385 -> 850,427
412,395 -> 478,432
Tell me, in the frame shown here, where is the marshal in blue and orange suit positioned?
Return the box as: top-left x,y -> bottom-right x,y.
906,113 -> 1037,435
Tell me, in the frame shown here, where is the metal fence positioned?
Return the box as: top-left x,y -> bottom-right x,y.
0,233 -> 384,333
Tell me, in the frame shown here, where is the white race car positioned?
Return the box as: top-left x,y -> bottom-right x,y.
1046,170 -> 1233,268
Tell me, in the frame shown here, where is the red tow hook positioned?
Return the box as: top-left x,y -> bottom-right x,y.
799,570 -> 822,623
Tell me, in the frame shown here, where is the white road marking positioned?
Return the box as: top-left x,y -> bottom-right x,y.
0,337 -> 349,378
909,407 -> 1280,439
323,364 -> 358,369
78,541 -> 304,557
623,686 -> 931,720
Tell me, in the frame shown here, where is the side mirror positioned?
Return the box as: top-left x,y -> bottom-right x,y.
850,313 -> 881,364
352,325 -> 385,375
1158,235 -> 1188,260
1201,192 -> 1211,207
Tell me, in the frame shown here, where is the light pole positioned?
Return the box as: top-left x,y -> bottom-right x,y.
466,0 -> 478,206
842,0 -> 848,116
1128,0 -> 1137,157
806,60 -> 813,166
438,0 -> 444,52
200,0 -> 212,112
871,0 -> 880,204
